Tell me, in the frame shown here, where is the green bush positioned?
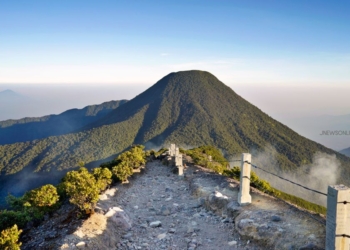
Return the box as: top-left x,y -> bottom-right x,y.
62,167 -> 100,214
223,166 -> 240,179
154,148 -> 167,158
22,184 -> 59,219
0,210 -> 30,232
4,184 -> 60,225
93,167 -> 112,192
185,145 -> 228,173
117,145 -> 146,169
6,195 -> 26,212
0,224 -> 22,250
112,161 -> 133,182
110,145 -> 147,182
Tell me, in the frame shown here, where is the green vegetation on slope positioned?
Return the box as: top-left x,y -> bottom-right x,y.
0,106 -> 146,175
185,145 -> 228,173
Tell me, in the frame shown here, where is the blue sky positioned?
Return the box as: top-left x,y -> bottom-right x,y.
1,0 -> 350,85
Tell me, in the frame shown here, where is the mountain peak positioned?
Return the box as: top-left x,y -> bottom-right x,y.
156,70 -> 222,89
0,89 -> 20,96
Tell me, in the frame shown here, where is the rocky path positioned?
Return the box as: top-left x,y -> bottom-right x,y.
110,161 -> 262,250
23,158 -> 326,249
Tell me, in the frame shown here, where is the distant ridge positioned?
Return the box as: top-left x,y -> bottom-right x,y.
0,100 -> 128,145
340,147 -> 350,157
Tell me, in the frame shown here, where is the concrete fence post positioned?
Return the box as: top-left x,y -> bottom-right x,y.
175,154 -> 182,167
326,185 -> 350,250
175,154 -> 183,176
175,147 -> 179,157
238,153 -> 252,205
170,144 -> 176,157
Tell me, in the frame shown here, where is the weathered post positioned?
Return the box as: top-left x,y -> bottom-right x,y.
170,144 -> 176,157
208,155 -> 212,162
238,153 -> 252,205
178,165 -> 184,176
175,154 -> 183,176
326,185 -> 350,250
175,154 -> 182,167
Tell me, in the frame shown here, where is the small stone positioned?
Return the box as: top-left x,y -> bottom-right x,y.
228,240 -> 237,246
134,205 -> 139,209
271,215 -> 281,222
168,228 -> 176,233
150,221 -> 162,228
165,197 -> 172,201
76,241 -> 86,248
157,233 -> 167,240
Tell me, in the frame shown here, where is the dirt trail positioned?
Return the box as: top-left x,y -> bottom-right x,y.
110,160 -> 263,250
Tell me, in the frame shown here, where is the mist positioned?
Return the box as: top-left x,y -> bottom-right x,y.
251,145 -> 341,207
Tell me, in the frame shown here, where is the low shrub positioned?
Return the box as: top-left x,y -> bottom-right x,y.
112,162 -> 133,182
0,224 -> 22,250
0,210 -> 30,232
93,167 -> 112,192
62,167 -> 100,214
185,145 -> 228,173
22,184 -> 60,219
